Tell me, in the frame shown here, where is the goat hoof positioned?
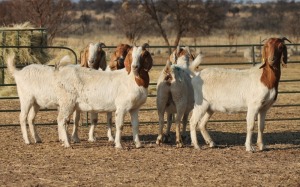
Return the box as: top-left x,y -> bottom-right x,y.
88,138 -> 96,142
71,136 -> 80,143
191,143 -> 200,149
257,143 -> 266,151
162,134 -> 171,143
108,137 -> 115,142
62,143 -> 70,148
246,146 -> 255,152
156,139 -> 162,145
181,135 -> 189,143
115,144 -> 123,149
34,137 -> 42,143
35,139 -> 42,144
176,141 -> 183,148
209,141 -> 216,148
135,142 -> 142,148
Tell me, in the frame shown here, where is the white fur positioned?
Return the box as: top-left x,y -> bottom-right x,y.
87,43 -> 98,68
189,54 -> 278,152
56,46 -> 149,148
6,54 -> 82,145
156,46 -> 194,147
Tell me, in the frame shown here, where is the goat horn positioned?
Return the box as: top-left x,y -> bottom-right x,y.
185,46 -> 191,54
99,42 -> 106,48
142,43 -> 149,50
176,46 -> 181,53
281,37 -> 292,43
261,38 -> 267,43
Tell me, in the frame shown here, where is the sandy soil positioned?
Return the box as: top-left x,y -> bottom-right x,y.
0,118 -> 299,187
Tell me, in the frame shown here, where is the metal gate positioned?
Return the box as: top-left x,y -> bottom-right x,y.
0,31 -> 299,127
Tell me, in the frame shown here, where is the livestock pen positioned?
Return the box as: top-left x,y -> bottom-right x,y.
1,44 -> 300,127
0,28 -> 299,186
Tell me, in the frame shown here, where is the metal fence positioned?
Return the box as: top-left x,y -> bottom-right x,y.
0,40 -> 300,127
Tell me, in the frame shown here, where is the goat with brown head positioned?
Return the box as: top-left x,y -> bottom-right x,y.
170,46 -> 195,66
80,42 -> 106,70
124,43 -> 153,88
260,37 -> 291,99
109,43 -> 132,70
261,37 -> 290,69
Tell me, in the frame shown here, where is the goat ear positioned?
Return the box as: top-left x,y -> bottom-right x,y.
282,45 -> 288,67
166,60 -> 172,67
281,37 -> 292,44
98,43 -> 106,51
185,46 -> 191,54
164,60 -> 171,73
124,49 -> 133,74
176,46 -> 181,54
260,45 -> 267,69
142,43 -> 149,50
143,51 -> 153,71
126,45 -> 132,53
259,62 -> 266,69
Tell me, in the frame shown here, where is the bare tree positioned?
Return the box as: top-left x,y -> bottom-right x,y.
115,1 -> 151,44
80,11 -> 93,34
10,0 -> 73,44
284,12 -> 300,44
0,1 -> 15,25
137,0 -> 229,48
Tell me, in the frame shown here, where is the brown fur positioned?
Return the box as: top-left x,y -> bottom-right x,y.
170,47 -> 195,63
109,44 -> 132,70
260,38 -> 289,100
80,46 -> 89,68
124,46 -> 153,88
79,43 -> 106,70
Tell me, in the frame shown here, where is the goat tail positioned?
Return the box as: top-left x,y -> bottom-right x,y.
189,54 -> 203,76
56,55 -> 72,68
6,53 -> 17,75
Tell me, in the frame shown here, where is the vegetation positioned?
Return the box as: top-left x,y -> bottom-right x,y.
0,0 -> 300,46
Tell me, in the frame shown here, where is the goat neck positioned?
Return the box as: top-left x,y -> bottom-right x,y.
260,37 -> 289,100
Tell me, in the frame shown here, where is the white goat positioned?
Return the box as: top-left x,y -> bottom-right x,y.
76,42 -> 114,142
74,43 -> 132,143
156,46 -> 195,147
6,55 -> 82,144
189,37 -> 290,152
55,44 -> 153,148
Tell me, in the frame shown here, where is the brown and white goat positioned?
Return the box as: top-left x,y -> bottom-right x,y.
57,43 -> 153,148
80,42 -> 106,70
156,46 -> 195,147
108,43 -> 132,70
83,43 -> 132,142
189,37 -> 290,152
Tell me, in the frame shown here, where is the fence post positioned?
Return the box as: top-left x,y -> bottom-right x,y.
251,45 -> 256,66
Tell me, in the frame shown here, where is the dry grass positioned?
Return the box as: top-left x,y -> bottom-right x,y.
0,22 -> 49,64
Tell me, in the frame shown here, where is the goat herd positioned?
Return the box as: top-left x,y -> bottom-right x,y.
6,37 -> 290,152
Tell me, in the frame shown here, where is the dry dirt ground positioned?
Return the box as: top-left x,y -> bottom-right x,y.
1,52 -> 300,186
0,114 -> 299,187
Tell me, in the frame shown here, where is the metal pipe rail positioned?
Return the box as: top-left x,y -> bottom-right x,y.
1,44 -> 300,127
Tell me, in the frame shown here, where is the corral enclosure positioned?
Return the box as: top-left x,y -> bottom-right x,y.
0,30 -> 300,186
